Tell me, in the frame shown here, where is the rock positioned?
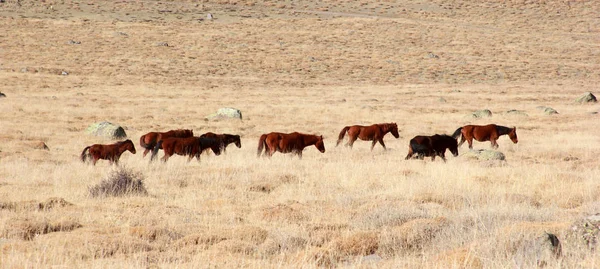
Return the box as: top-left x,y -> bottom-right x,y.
60,71 -> 68,76
86,122 -> 127,139
505,109 -> 528,117
469,109 -> 492,118
207,13 -> 213,20
576,92 -> 597,103
438,97 -> 447,103
33,142 -> 49,151
543,107 -> 558,115
0,92 -> 5,98
205,107 -> 243,121
67,40 -> 81,45
568,213 -> 600,249
156,42 -> 169,47
461,149 -> 505,161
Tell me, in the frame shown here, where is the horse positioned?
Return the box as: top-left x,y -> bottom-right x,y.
257,132 -> 325,159
139,129 -> 193,158
150,136 -> 221,162
199,132 -> 241,153
80,139 -> 136,165
336,122 -> 399,150
405,134 -> 458,162
452,124 -> 517,149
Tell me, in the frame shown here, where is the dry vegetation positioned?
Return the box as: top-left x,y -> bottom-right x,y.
1,0 -> 600,268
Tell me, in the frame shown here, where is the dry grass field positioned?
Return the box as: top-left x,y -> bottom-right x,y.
1,0 -> 600,268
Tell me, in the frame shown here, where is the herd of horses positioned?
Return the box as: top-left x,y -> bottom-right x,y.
80,123 -> 518,165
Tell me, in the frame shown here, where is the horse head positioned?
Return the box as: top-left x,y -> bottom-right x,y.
509,127 -> 518,144
125,139 -> 137,154
449,139 -> 459,157
234,135 -> 242,148
316,135 -> 326,153
389,123 -> 400,138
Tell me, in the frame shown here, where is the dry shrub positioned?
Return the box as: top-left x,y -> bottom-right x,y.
494,221 -> 568,255
413,192 -> 470,210
351,201 -> 428,229
129,226 -> 183,243
3,218 -> 82,240
88,167 -> 147,198
436,247 -> 483,269
379,217 -> 449,256
211,239 -> 256,255
248,181 -> 278,193
0,197 -> 73,212
174,226 -> 268,253
305,247 -> 343,268
260,235 -> 308,255
332,231 -> 379,256
307,223 -> 348,247
261,202 -> 308,223
39,232 -> 153,260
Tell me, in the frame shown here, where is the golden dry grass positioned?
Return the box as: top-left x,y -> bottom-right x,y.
1,0 -> 600,268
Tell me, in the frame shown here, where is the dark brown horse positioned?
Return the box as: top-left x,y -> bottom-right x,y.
452,124 -> 517,149
336,122 -> 399,150
150,136 -> 221,162
257,132 -> 325,159
80,139 -> 136,165
199,132 -> 241,152
139,129 -> 193,158
405,134 -> 458,162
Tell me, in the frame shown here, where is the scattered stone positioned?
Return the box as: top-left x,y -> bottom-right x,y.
60,71 -> 68,76
205,107 -> 243,121
543,107 -> 558,115
115,32 -> 129,37
67,40 -> 81,45
0,92 -> 5,98
461,149 -> 505,161
207,13 -> 213,20
505,109 -> 528,117
576,92 -> 597,103
427,52 -> 439,59
156,42 -> 169,47
86,122 -> 127,139
438,97 -> 447,103
34,142 -> 49,151
469,109 -> 492,118
568,213 -> 600,249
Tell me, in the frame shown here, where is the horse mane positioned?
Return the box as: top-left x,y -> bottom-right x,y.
495,125 -> 512,136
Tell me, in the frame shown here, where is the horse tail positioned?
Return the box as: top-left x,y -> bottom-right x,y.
336,126 -> 350,146
80,146 -> 91,162
139,134 -> 150,150
257,134 -> 267,157
150,140 -> 163,161
451,127 -> 463,140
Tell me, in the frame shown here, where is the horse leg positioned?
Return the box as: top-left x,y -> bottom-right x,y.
491,139 -> 499,149
467,138 -> 474,149
297,151 -> 302,159
378,138 -> 387,150
458,136 -> 466,147
405,148 -> 414,160
143,149 -> 149,157
92,157 -> 98,166
347,135 -> 357,148
440,153 -> 447,163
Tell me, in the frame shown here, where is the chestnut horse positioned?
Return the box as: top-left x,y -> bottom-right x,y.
139,129 -> 193,158
199,132 -> 241,152
405,134 -> 458,162
80,139 -> 136,165
452,124 -> 518,149
150,136 -> 221,162
257,132 -> 325,159
336,122 -> 399,150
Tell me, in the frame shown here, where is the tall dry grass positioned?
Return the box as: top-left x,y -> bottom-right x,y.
1,0 -> 600,268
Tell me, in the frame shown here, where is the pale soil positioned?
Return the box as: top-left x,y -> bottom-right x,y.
1,0 -> 599,268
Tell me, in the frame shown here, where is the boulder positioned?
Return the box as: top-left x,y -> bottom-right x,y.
33,142 -> 49,150
205,107 -> 243,121
576,92 -> 597,103
86,122 -> 127,139
469,109 -> 492,118
537,106 -> 558,115
461,149 -> 505,161
0,92 -> 5,98
505,109 -> 528,117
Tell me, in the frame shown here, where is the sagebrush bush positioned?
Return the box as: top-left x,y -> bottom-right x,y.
88,167 -> 148,198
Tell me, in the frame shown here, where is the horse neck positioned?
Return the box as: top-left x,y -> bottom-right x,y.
302,134 -> 319,146
495,125 -> 511,136
118,141 -> 131,152
379,124 -> 391,134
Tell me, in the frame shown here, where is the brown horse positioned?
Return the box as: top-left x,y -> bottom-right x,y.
452,124 -> 518,149
80,139 -> 136,165
336,122 -> 399,150
150,136 -> 221,162
257,132 -> 325,159
199,132 -> 241,152
405,134 -> 458,162
139,129 -> 193,158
